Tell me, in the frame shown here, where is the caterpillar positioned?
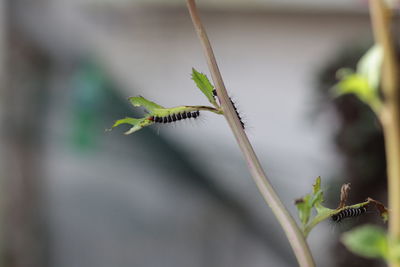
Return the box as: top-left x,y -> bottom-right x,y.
149,110 -> 200,123
331,206 -> 367,223
212,89 -> 245,129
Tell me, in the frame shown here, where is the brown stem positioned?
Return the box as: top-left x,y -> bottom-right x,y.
185,1 -> 315,266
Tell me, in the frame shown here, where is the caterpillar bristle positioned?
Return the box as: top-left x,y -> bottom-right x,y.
212,90 -> 245,129
151,111 -> 200,124
331,206 -> 367,223
230,99 -> 245,129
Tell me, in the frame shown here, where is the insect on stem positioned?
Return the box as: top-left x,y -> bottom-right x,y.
186,1 -> 315,266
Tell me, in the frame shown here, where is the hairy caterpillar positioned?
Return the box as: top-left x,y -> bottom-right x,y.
212,90 -> 245,129
149,110 -> 200,123
331,206 -> 367,223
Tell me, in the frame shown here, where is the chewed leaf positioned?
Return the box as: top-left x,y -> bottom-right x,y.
381,211 -> 389,222
111,117 -> 153,135
110,100 -> 220,135
295,177 -> 338,236
367,197 -> 389,222
129,96 -> 164,112
342,225 -> 389,260
312,176 -> 321,194
151,105 -> 204,117
295,177 -> 327,227
295,196 -> 312,225
311,176 -> 326,212
112,117 -> 142,128
191,68 -> 218,106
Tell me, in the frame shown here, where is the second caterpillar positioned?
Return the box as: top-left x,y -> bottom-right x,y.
149,111 -> 200,123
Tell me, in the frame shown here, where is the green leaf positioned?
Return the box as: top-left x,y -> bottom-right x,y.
312,176 -> 321,194
381,211 -> 389,222
191,68 -> 218,106
309,176 -> 324,211
295,177 -> 328,226
112,117 -> 142,128
128,96 -> 164,112
334,74 -> 373,101
342,225 -> 389,260
295,195 -> 312,225
110,102 -> 219,135
151,105 -> 202,117
111,117 -> 153,135
357,45 -> 383,90
311,177 -> 323,207
333,45 -> 383,114
112,94 -> 220,135
295,177 -> 338,237
333,73 -> 381,113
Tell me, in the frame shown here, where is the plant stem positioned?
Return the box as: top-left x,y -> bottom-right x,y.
303,201 -> 370,237
185,1 -> 315,266
369,1 -> 400,266
184,105 -> 223,114
303,212 -> 332,238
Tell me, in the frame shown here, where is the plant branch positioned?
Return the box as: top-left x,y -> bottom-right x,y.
181,105 -> 223,114
370,1 -> 400,266
185,1 -> 315,266
303,200 -> 370,237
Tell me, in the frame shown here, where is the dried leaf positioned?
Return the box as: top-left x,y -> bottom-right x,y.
338,183 -> 351,209
367,197 -> 389,222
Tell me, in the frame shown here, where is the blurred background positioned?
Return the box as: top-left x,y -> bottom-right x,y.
0,0 -> 391,266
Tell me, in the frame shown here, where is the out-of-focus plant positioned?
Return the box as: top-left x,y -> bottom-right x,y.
330,1 -> 400,266
333,45 -> 383,114
295,177 -> 387,238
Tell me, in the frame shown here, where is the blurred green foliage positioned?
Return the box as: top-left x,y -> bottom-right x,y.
342,225 -> 389,261
333,45 -> 383,114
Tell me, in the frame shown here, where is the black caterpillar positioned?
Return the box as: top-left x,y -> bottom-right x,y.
213,90 -> 245,129
150,111 -> 200,123
331,206 -> 367,223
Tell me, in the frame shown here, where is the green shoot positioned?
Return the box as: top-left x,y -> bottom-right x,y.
333,45 -> 383,114
109,71 -> 222,135
295,177 -> 387,237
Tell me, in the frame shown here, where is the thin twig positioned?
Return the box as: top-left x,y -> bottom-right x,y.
370,1 -> 400,266
185,1 -> 315,266
182,105 -> 223,114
